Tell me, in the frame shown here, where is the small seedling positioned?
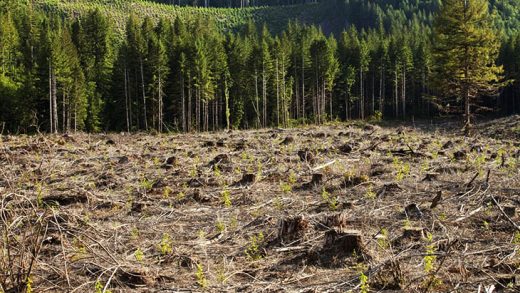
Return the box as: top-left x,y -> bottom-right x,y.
245,232 -> 265,261
163,186 -> 173,199
196,263 -> 208,288
424,232 -> 436,273
221,188 -> 232,207
134,248 -> 144,262
215,219 -> 226,233
359,272 -> 369,293
159,233 -> 173,255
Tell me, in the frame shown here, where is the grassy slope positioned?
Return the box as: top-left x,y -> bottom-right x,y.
33,0 -> 341,35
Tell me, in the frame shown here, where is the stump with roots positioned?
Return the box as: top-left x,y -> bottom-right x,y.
278,215 -> 310,243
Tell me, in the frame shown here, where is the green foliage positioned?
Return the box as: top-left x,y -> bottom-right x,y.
195,263 -> 208,288
159,233 -> 173,255
245,232 -> 265,261
432,0 -> 508,127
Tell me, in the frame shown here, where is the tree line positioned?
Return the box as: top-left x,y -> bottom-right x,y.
0,1 -> 518,133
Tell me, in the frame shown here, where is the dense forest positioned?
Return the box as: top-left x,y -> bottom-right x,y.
150,0 -> 320,7
0,0 -> 519,133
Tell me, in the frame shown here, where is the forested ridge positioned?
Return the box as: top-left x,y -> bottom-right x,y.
1,0 -> 519,133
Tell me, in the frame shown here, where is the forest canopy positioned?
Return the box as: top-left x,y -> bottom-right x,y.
0,0 -> 519,133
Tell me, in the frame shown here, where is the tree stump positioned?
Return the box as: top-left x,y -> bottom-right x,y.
298,150 -> 316,164
234,173 -> 256,186
324,211 -> 349,230
503,205 -> 516,218
404,203 -> 423,219
339,143 -> 353,154
402,227 -> 424,240
324,228 -> 364,255
280,136 -> 294,145
278,215 -> 310,243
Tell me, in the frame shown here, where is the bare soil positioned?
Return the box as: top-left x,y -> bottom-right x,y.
1,118 -> 519,292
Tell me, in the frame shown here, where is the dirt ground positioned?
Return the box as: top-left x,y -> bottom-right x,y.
1,118 -> 519,292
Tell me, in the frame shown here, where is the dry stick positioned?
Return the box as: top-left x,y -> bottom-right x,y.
489,194 -> 520,231
52,211 -> 71,288
103,266 -> 119,293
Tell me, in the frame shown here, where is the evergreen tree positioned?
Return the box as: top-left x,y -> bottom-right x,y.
432,0 -> 507,132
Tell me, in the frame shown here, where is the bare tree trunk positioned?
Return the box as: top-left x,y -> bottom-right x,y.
187,72 -> 192,132
302,50 -> 305,121
181,73 -> 186,132
49,64 -> 53,133
402,69 -> 406,118
276,58 -> 280,126
394,67 -> 398,118
52,67 -> 58,134
124,66 -> 130,132
140,58 -> 148,131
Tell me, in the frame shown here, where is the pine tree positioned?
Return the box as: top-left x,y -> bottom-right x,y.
432,0 -> 507,132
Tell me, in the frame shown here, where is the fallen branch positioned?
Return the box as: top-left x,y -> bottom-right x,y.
489,194 -> 520,231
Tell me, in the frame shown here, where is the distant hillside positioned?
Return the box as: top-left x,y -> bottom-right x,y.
33,0 -> 334,35
34,0 -> 520,37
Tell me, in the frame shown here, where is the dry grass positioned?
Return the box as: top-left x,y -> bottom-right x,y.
0,119 -> 519,292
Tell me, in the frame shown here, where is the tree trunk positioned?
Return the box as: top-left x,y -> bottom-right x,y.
49,64 -> 53,133
140,58 -> 148,131
181,72 -> 186,132
124,66 -> 130,132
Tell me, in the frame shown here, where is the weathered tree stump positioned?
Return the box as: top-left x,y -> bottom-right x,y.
339,143 -> 353,154
402,227 -> 424,240
298,150 -> 316,164
324,228 -> 364,255
422,173 -> 439,182
278,215 -> 310,242
503,205 -> 516,218
234,173 -> 256,186
404,203 -> 423,219
161,156 -> 177,169
324,211 -> 349,230
280,136 -> 294,145
208,154 -> 230,167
